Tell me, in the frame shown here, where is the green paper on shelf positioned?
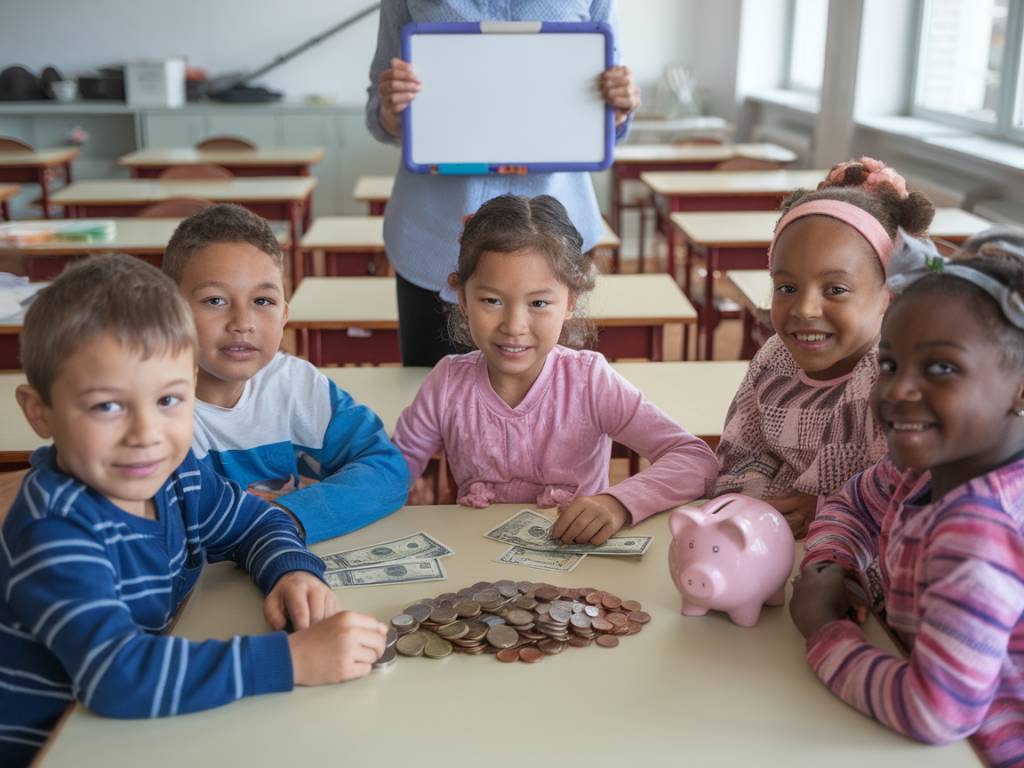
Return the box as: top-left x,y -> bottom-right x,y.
56,220 -> 117,242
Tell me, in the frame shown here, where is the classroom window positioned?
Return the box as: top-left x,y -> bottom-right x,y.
913,0 -> 1024,139
786,0 -> 830,92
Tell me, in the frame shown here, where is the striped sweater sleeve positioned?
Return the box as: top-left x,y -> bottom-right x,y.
804,499 -> 1024,745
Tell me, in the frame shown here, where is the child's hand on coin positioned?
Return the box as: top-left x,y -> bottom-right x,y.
551,494 -> 630,545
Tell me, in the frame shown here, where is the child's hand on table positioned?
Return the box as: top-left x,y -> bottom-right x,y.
789,562 -> 869,639
265,571 -> 337,632
551,494 -> 630,545
377,57 -> 421,137
287,611 -> 388,685
767,493 -> 818,539
599,65 -> 641,127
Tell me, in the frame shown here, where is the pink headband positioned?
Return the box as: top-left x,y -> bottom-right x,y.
767,199 -> 894,270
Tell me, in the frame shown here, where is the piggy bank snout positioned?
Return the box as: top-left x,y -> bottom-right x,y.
681,565 -> 720,601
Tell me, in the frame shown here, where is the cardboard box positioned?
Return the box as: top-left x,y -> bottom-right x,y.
125,58 -> 186,107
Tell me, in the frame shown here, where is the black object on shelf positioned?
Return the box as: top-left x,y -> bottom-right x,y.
209,84 -> 284,103
0,65 -> 46,100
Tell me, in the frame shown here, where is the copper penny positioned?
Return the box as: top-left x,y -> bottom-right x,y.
596,635 -> 619,648
585,591 -> 604,605
567,635 -> 592,648
621,600 -> 642,612
628,610 -> 651,624
535,585 -> 561,602
601,594 -> 622,610
606,612 -> 628,627
538,639 -> 566,655
626,621 -> 643,635
590,617 -> 613,632
519,646 -> 544,663
496,648 -> 520,663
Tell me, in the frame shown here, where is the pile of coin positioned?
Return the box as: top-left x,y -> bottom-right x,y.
381,580 -> 650,667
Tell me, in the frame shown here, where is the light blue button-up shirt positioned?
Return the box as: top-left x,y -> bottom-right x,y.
366,0 -> 631,302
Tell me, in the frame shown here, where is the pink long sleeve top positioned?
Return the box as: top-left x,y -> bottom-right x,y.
392,346 -> 719,522
801,455 -> 1024,765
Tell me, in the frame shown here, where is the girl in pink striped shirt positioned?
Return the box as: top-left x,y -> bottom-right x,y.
392,194 -> 718,545
791,228 -> 1024,766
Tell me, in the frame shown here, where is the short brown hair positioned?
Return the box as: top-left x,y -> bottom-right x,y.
21,253 -> 197,404
162,203 -> 283,284
449,194 -> 597,349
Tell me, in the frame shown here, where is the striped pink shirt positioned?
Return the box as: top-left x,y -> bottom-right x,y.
802,456 -> 1024,765
712,335 -> 887,499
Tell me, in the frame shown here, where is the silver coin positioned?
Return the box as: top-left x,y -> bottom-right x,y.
373,645 -> 397,671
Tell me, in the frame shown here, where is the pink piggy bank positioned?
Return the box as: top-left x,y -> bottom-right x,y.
668,493 -> 795,627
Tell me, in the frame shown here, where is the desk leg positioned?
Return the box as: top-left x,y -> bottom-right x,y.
39,168 -> 50,219
0,199 -> 9,222
740,309 -> 756,360
651,325 -> 664,362
289,201 -> 303,290
703,247 -> 719,360
370,202 -> 385,216
611,165 -> 622,238
665,198 -> 679,282
64,162 -> 73,184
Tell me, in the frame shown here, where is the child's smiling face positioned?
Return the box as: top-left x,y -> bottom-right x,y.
873,287 -> 1024,497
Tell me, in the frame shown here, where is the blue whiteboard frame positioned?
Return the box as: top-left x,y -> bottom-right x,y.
400,21 -> 615,175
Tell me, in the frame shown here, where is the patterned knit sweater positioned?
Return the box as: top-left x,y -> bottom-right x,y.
802,456 -> 1024,766
712,335 -> 887,499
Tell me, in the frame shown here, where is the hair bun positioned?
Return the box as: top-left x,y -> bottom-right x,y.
818,156 -> 909,200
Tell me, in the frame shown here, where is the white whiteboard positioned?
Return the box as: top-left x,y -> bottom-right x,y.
403,27 -> 613,172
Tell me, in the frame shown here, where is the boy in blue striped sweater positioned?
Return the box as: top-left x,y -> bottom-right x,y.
163,205 -> 409,543
1,255 -> 388,766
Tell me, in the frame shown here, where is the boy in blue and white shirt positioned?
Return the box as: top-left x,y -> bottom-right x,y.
1,255 -> 388,766
163,204 -> 409,543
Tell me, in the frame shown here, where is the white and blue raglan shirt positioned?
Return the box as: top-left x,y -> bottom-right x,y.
0,446 -> 325,767
191,352 -> 410,544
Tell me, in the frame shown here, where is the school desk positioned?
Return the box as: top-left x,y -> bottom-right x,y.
119,147 -> 324,178
0,183 -> 18,221
0,147 -> 78,219
675,207 -> 994,358
0,218 -> 291,280
288,274 -> 697,366
50,178 -> 317,287
298,216 -> 388,281
640,169 -> 827,283
38,503 -> 980,767
609,142 -> 796,244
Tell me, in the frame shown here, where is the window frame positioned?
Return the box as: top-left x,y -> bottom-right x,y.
782,0 -> 830,94
910,0 -> 1024,143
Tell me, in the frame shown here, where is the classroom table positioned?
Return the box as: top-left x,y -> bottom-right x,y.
609,142 -> 796,242
675,207 -> 993,358
288,274 -> 697,365
727,269 -> 774,359
119,147 -> 324,178
50,178 -> 317,288
0,183 -> 19,221
0,147 -> 78,218
641,169 -> 827,284
0,218 -> 291,280
38,502 -> 980,767
298,216 -> 388,280
0,361 -> 746,469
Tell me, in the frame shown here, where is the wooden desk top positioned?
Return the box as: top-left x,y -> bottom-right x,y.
671,207 -> 992,247
40,503 -> 978,767
302,214 -> 620,252
118,147 -> 324,167
288,274 -> 696,328
0,147 -> 79,167
51,177 -> 318,206
352,175 -> 394,202
641,169 -> 827,197
0,218 -> 291,257
614,142 -> 796,165
0,184 -> 19,201
728,269 -> 773,313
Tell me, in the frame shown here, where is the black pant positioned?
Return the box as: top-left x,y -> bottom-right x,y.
396,272 -> 472,366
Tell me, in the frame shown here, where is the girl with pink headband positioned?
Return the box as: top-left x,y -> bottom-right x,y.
712,157 -> 935,538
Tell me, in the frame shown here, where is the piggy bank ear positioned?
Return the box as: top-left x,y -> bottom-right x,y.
721,516 -> 754,551
669,506 -> 704,538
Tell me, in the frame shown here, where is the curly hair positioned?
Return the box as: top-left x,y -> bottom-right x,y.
447,194 -> 597,349
892,226 -> 1024,371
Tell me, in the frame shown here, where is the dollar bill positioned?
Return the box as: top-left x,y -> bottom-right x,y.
484,509 -> 653,556
324,558 -> 448,588
496,545 -> 585,573
321,531 -> 454,570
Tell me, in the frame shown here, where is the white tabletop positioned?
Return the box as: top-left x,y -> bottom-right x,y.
0,147 -> 79,167
352,175 -> 394,203
641,169 -> 828,197
671,207 -> 992,247
614,142 -> 796,165
39,503 -> 979,767
288,274 -> 696,327
119,147 -> 324,167
728,269 -> 773,313
51,178 -> 318,206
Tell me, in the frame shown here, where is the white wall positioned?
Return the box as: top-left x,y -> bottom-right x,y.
0,0 -> 691,106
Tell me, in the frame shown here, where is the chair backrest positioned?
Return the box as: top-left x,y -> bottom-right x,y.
713,157 -> 784,172
0,136 -> 34,152
138,197 -> 214,218
195,135 -> 257,150
159,164 -> 233,181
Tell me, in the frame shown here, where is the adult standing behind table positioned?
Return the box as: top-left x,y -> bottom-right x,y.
366,0 -> 641,366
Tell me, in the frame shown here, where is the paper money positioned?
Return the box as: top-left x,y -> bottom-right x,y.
484,509 -> 653,556
496,545 -> 585,573
324,558 -> 448,588
321,531 -> 454,570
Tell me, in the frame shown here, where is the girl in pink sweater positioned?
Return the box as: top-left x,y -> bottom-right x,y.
790,229 -> 1024,765
392,194 -> 718,545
